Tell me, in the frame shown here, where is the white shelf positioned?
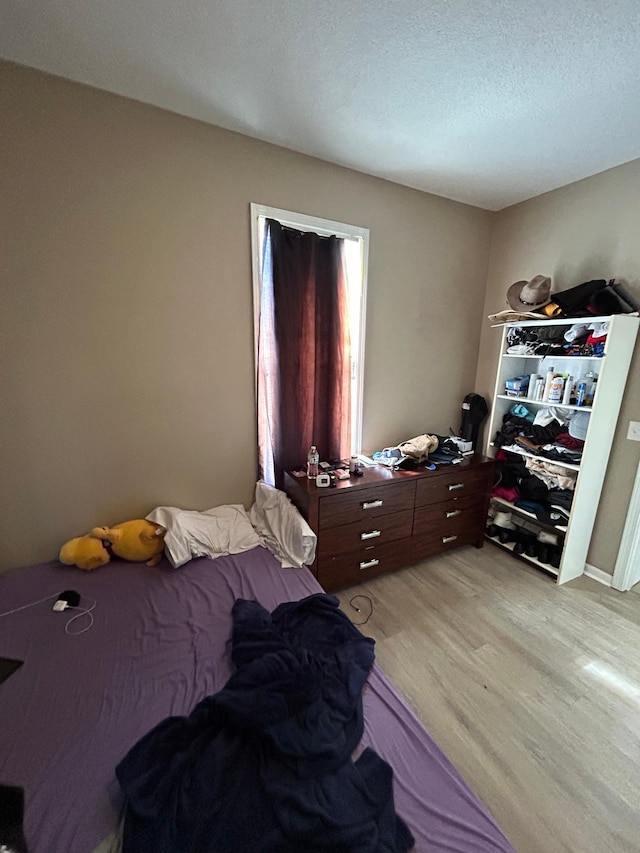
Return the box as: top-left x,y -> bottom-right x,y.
500,353 -> 604,361
491,442 -> 581,472
491,496 -> 568,533
496,394 -> 592,412
486,314 -> 640,585
500,313 -> 625,328
485,534 -> 559,577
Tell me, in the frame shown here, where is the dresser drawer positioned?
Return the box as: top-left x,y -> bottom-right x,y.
318,509 -> 413,559
413,498 -> 484,538
319,481 -> 415,528
318,538 -> 412,591
415,468 -> 489,507
411,527 -> 479,562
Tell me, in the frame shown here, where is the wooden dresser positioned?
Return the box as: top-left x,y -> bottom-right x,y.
283,456 -> 495,591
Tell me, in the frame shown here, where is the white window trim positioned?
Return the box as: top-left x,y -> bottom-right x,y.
250,203 -> 369,456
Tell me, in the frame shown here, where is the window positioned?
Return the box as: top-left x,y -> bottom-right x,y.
251,204 -> 369,483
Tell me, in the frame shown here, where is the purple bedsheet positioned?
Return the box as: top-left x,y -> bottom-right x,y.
0,546 -> 514,852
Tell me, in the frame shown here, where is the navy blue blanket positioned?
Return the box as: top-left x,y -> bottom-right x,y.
116,593 -> 414,852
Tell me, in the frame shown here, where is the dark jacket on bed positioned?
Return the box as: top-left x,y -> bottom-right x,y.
116,593 -> 414,852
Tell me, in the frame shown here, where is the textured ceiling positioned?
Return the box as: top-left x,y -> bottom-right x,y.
2,0 -> 640,209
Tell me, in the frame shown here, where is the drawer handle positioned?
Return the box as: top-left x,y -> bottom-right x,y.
448,483 -> 464,491
362,499 -> 383,509
446,510 -> 461,518
442,535 -> 458,544
361,529 -> 381,540
360,558 -> 380,570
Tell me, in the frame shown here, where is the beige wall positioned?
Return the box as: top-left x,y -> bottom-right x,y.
1,62 -> 492,571
477,160 -> 640,575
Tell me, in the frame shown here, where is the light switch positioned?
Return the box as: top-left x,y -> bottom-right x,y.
627,421 -> 640,441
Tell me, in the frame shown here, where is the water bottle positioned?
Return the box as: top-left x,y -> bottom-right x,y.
307,445 -> 319,479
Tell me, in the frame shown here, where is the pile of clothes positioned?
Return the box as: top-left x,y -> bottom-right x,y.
491,450 -> 574,529
505,320 -> 609,358
117,595 -> 415,853
494,404 -> 587,466
562,321 -> 608,356
373,434 -> 463,468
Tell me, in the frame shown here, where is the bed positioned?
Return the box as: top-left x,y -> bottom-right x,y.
0,545 -> 514,852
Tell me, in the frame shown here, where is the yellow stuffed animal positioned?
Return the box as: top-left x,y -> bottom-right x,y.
59,519 -> 165,571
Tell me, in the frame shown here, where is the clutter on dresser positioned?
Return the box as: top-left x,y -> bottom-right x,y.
296,448 -> 352,479
372,434 -> 463,469
306,445 -> 320,479
448,437 -> 474,456
363,393 -> 488,471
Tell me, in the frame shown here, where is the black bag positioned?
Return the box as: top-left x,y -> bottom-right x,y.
460,393 -> 488,449
587,283 -> 637,315
551,278 -> 637,317
551,279 -> 606,316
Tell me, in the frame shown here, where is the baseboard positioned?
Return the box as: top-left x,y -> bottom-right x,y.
584,563 -> 612,587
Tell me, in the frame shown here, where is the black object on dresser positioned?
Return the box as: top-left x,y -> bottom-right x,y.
284,456 -> 495,591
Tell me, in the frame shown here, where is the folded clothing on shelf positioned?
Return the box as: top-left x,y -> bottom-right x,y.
524,457 -> 577,490
548,488 -> 574,514
494,410 -> 566,449
513,500 -> 569,529
537,445 -> 583,464
555,432 -> 585,450
491,459 -> 574,532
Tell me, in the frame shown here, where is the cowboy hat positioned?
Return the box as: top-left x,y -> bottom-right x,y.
507,275 -> 552,312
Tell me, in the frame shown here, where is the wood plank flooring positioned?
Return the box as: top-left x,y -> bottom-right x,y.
336,541 -> 640,853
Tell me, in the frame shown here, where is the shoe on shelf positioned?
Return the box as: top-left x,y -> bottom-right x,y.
498,527 -> 518,544
536,543 -> 550,564
493,511 -> 516,530
549,548 -> 562,569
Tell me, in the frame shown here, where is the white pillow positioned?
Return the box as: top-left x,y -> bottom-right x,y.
146,504 -> 263,569
249,481 -> 317,568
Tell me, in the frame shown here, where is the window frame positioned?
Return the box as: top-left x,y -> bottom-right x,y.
250,203 -> 369,456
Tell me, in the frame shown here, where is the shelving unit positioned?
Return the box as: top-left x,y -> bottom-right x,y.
485,313 -> 639,584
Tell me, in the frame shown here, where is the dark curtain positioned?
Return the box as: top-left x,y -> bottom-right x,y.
257,219 -> 351,488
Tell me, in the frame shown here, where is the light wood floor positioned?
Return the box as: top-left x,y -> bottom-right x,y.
336,542 -> 640,853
